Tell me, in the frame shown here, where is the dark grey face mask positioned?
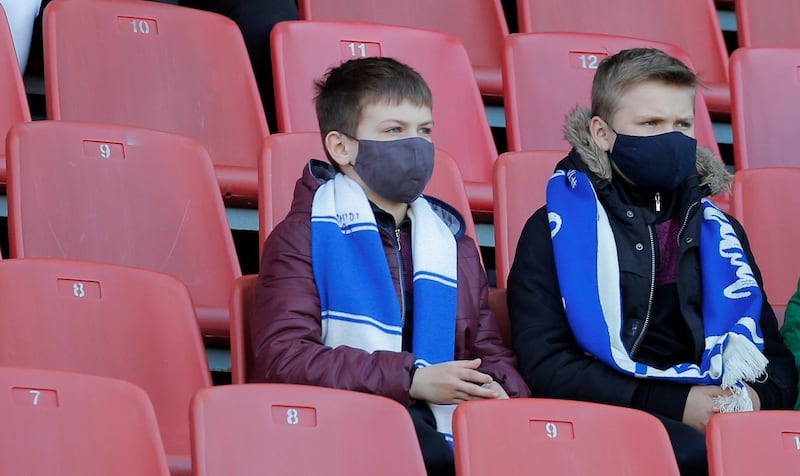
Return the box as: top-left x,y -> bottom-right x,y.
352,136 -> 435,203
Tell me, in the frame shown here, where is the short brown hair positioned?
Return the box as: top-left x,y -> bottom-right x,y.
591,48 -> 698,124
314,57 -> 432,148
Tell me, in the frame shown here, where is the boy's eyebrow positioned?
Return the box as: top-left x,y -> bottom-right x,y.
632,113 -> 695,122
378,118 -> 435,127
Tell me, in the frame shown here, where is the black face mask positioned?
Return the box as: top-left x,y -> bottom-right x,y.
609,130 -> 698,190
351,136 -> 435,203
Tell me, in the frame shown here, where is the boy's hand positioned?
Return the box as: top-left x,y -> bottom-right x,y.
409,358 -> 499,404
482,380 -> 509,399
682,385 -> 731,433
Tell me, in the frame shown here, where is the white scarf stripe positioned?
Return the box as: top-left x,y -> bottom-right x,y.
311,174 -> 458,441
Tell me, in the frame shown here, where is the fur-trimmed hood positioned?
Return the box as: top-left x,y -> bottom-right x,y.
563,107 -> 732,196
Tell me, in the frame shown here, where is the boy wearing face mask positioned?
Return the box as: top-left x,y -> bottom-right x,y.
508,48 -> 797,476
250,57 -> 529,476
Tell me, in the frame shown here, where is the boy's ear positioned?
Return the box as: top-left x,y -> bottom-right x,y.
590,116 -> 614,152
324,131 -> 356,168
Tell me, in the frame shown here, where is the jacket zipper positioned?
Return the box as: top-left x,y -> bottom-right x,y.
395,228 -> 407,327
630,200 -> 699,356
677,201 -> 699,245
631,224 -> 657,356
654,192 -> 661,212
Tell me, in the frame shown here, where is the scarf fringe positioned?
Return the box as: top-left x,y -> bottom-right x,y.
715,384 -> 754,413
721,333 -> 769,389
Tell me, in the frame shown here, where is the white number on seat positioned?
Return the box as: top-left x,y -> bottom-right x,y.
29,390 -> 41,405
286,408 -> 299,425
348,42 -> 367,57
73,282 -> 86,298
545,422 -> 558,439
579,54 -> 599,69
131,19 -> 151,35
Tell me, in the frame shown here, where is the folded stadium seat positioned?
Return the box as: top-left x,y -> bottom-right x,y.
707,410 -> 800,476
191,384 -> 426,475
43,0 -> 269,206
5,121 -> 241,338
503,32 -> 730,212
453,399 -> 681,476
493,150 -> 565,290
736,0 -> 800,48
516,0 -> 731,115
0,367 -> 170,476
0,259 -> 213,476
298,0 -> 509,100
730,47 -> 800,170
0,4 -> 31,187
730,167 -> 800,326
270,21 -> 497,217
228,131 -> 482,384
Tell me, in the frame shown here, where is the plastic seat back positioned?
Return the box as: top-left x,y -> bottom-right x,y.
707,410 -> 800,475
44,0 -> 268,202
298,0 -> 508,97
737,0 -> 800,48
493,150 -> 565,289
516,0 -> 730,114
0,367 -> 170,476
453,398 -> 680,476
731,167 -> 800,326
0,258 -> 213,475
191,384 -> 426,476
0,4 -> 31,184
271,20 -> 497,213
730,47 -> 800,170
6,120 -> 241,337
503,32 -> 720,158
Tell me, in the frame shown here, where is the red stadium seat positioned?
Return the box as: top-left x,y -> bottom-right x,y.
298,0 -> 509,99
730,167 -> 800,325
43,0 -> 269,204
6,120 -> 241,338
707,410 -> 800,476
503,32 -> 730,212
0,367 -> 170,476
730,47 -> 800,170
0,258 -> 213,476
516,0 -> 731,115
493,150 -> 565,289
736,0 -> 800,48
0,4 -> 31,186
453,398 -> 680,476
270,21 -> 497,215
191,384 -> 426,476
503,32 -> 721,158
230,274 -> 258,385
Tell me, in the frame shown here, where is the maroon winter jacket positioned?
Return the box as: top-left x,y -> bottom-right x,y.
249,160 -> 530,404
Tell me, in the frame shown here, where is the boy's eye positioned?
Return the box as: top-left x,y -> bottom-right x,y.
385,127 -> 401,133
419,127 -> 432,135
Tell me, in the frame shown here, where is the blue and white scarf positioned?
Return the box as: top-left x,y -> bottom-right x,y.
547,169 -> 767,411
311,173 -> 458,442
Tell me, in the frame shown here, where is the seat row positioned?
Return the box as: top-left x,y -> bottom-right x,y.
2,365 -> 798,475
299,0 -> 800,112
3,2 -> 800,219
1,117 -> 797,346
